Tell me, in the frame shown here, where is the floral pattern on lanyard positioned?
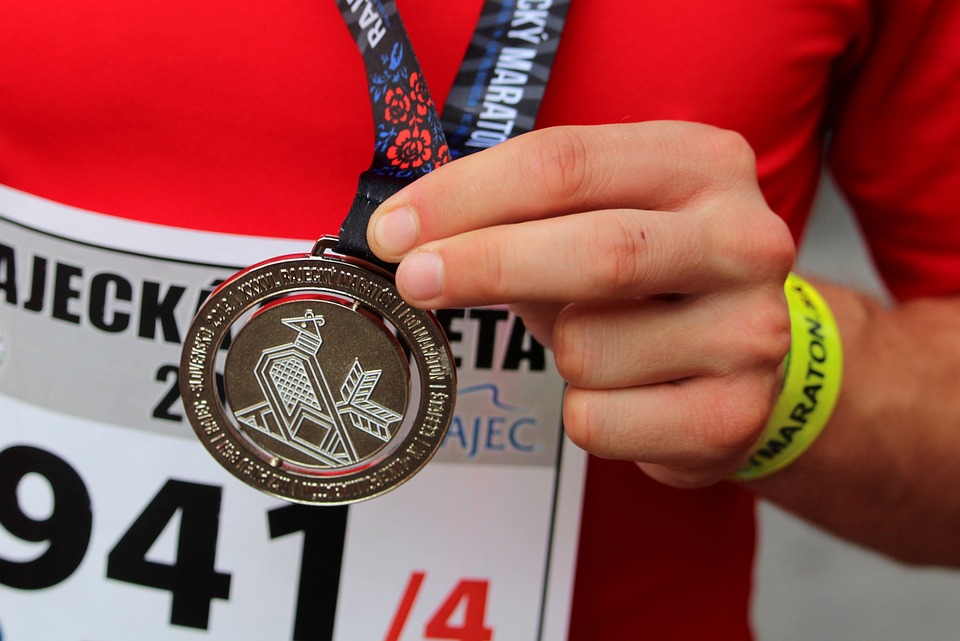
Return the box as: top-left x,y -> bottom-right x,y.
370,43 -> 450,177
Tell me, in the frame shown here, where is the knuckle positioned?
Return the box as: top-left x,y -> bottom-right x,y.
752,213 -> 797,276
728,293 -> 792,370
552,305 -> 608,387
523,127 -> 595,204
465,235 -> 508,300
552,311 -> 590,385
756,295 -> 793,365
700,127 -> 757,182
588,216 -> 650,294
716,208 -> 796,285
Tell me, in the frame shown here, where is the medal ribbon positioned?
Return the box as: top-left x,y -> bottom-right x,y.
441,0 -> 571,158
333,0 -> 570,269
332,0 -> 450,269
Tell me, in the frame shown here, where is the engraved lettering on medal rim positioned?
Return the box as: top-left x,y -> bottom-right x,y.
198,413 -> 221,436
193,399 -> 217,428
186,329 -> 213,391
215,436 -> 241,460
404,316 -> 451,381
234,271 -> 280,300
234,454 -> 294,491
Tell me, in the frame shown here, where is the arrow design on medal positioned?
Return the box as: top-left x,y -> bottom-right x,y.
233,309 -> 402,468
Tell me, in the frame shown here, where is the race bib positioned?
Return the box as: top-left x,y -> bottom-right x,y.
0,185 -> 586,641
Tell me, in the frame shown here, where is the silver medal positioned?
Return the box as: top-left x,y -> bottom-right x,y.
180,237 -> 456,504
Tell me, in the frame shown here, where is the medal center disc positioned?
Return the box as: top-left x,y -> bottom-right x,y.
224,297 -> 409,474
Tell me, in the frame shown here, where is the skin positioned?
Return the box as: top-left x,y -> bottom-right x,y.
366,121 -> 960,567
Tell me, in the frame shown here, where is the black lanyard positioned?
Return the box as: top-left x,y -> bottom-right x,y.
333,0 -> 570,268
442,0 -> 571,156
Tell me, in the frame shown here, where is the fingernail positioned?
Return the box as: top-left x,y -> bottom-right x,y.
371,206 -> 419,258
397,250 -> 444,303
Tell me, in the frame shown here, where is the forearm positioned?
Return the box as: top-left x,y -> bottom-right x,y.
746,280 -> 960,566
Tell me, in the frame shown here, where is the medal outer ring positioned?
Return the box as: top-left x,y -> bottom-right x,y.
180,242 -> 456,505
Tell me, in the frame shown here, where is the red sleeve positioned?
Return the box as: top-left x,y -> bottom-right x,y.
828,0 -> 960,300
568,460 -> 756,641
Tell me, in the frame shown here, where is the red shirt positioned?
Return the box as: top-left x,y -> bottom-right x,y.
2,1 -> 959,637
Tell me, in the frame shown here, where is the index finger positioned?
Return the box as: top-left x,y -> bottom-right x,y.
367,121 -> 758,262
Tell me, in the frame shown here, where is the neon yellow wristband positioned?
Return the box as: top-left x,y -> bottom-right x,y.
734,273 -> 843,480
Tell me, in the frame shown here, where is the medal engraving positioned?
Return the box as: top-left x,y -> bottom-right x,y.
227,300 -> 408,470
181,238 -> 456,504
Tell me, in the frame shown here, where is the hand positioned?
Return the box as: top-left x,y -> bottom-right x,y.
367,121 -> 796,487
